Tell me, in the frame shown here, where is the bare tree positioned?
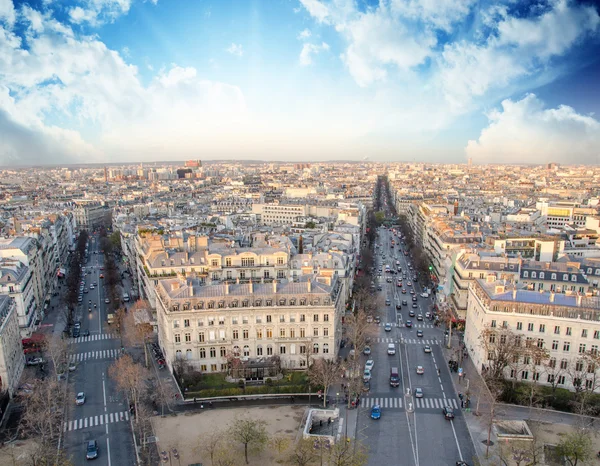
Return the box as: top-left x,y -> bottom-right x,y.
325,438 -> 368,466
42,336 -> 70,376
228,417 -> 269,465
108,354 -> 149,421
122,300 -> 155,367
286,439 -> 318,466
20,377 -> 65,447
479,325 -> 523,382
307,358 -> 342,408
195,430 -> 226,466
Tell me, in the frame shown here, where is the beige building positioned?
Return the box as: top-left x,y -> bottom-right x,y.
0,296 -> 25,397
465,278 -> 600,393
154,274 -> 344,372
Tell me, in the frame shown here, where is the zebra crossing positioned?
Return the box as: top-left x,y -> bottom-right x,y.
64,411 -> 129,432
69,349 -> 120,363
374,337 -> 439,345
360,396 -> 459,410
69,333 -> 117,344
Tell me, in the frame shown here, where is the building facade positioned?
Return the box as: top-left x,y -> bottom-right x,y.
0,260 -> 37,337
0,296 -> 25,397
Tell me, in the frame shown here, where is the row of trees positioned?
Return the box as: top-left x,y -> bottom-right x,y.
61,230 -> 89,328
195,417 -> 367,466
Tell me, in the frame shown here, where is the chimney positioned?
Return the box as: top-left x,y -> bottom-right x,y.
512,289 -> 517,300
545,262 -> 550,269
307,280 -> 311,293
577,294 -> 582,307
549,292 -> 555,303
273,280 -> 277,293
225,283 -> 229,295
249,281 -> 253,294
189,284 -> 194,297
298,235 -> 304,254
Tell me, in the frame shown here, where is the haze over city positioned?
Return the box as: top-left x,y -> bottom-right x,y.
1,0 -> 600,166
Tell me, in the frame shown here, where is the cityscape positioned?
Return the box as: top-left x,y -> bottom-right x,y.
1,1 -> 600,466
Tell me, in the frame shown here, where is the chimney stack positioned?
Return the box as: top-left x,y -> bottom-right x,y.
307,279 -> 311,293
576,294 -> 582,307
512,289 -> 517,300
225,283 -> 229,295
549,292 -> 555,303
273,280 -> 277,293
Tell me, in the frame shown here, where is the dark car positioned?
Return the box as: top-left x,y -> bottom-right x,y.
405,320 -> 412,328
442,406 -> 455,420
402,300 -> 408,306
396,303 -> 402,310
72,328 -> 80,338
416,330 -> 423,337
86,440 -> 99,460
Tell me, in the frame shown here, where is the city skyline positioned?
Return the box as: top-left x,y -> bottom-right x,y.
1,0 -> 599,166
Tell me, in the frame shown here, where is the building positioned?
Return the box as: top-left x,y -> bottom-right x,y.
0,295 -> 25,397
464,278 -> 600,393
0,259 -> 37,337
72,201 -> 106,230
520,261 -> 592,295
154,274 -> 344,373
492,236 -> 564,262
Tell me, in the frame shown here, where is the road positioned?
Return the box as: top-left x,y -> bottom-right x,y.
62,234 -> 135,466
355,225 -> 475,466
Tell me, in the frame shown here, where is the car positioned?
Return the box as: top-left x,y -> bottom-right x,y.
363,369 -> 372,382
370,405 -> 381,420
365,360 -> 374,371
414,387 -> 424,398
78,296 -> 83,302
410,289 -> 416,295
397,282 -> 402,287
363,346 -> 371,356
26,357 -> 44,366
409,310 -> 415,317
83,288 -> 88,294
86,440 -> 99,460
69,362 -> 77,372
374,316 -> 381,324
72,328 -> 80,338
384,323 -> 392,332
417,314 -> 423,321
90,285 -> 95,290
89,300 -> 92,304
99,274 -> 104,279
402,300 -> 408,306
407,281 -> 412,286
396,303 -> 402,310
377,285 -> 382,291
412,303 -> 418,308
424,345 -> 432,353
425,312 -> 431,318
74,322 -> 81,329
416,330 -> 423,337
412,296 -> 417,302
76,392 -> 86,405
442,406 -> 455,420
401,289 -> 407,294
405,320 -> 412,328
105,298 -> 110,304
349,349 -> 356,358
385,299 -> 391,306
387,343 -> 396,355
416,366 -> 424,375
386,277 -> 392,283
83,329 -> 90,337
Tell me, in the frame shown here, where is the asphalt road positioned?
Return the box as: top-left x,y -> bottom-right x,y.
62,234 -> 136,466
356,225 -> 475,466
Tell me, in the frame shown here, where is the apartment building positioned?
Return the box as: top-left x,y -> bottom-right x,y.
73,201 -> 106,230
0,295 -> 25,397
492,236 -> 564,262
520,261 -> 593,295
154,274 -> 344,372
0,259 -> 37,337
538,201 -> 598,229
464,278 -> 600,393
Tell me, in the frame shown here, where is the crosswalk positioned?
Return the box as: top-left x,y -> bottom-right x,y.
69,333 -> 117,344
69,349 -> 120,363
64,411 -> 129,432
360,396 -> 459,410
374,338 -> 439,345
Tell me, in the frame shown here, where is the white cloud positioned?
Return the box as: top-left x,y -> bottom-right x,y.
299,42 -> 329,66
466,94 -> 600,165
299,0 -> 330,24
297,28 -> 311,40
68,0 -> 133,26
68,6 -> 99,25
437,0 -> 600,110
226,43 -> 244,57
0,0 -> 16,26
391,0 -> 475,31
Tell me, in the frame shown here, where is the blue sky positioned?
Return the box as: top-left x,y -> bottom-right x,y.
0,0 -> 599,165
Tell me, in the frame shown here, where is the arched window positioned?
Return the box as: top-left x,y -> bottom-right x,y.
243,345 -> 250,357
313,343 -> 319,354
175,350 -> 182,360
233,345 -> 240,356
186,349 -> 193,360
210,347 -> 216,358
323,343 -> 329,354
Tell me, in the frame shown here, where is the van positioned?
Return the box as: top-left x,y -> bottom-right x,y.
390,367 -> 400,387
387,343 -> 396,355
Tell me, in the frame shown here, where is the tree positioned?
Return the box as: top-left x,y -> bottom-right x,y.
286,439 -> 318,466
479,325 -> 523,382
42,335 -> 70,376
20,377 -> 65,446
108,354 -> 149,422
122,300 -> 154,367
195,430 -> 226,466
555,430 -> 593,466
307,358 -> 342,408
270,435 -> 291,457
228,417 -> 269,465
325,438 -> 368,466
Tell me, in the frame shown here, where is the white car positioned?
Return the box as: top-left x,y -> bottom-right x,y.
363,369 -> 372,382
416,366 -> 424,375
423,345 -> 432,353
365,360 -> 375,372
76,392 -> 86,405
414,387 -> 424,398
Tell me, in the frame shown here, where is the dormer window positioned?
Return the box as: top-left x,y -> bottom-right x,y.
218,301 -> 225,308
531,272 -> 536,279
208,301 -> 215,309
563,274 -> 569,281
523,271 -> 529,278
539,272 -> 544,279
300,298 -> 307,306
255,299 -> 262,307
279,299 -> 286,306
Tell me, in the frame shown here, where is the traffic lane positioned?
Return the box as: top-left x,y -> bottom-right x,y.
370,329 -> 394,393
107,418 -> 136,466
404,341 -> 440,399
414,412 -> 464,466
358,403 -> 416,466
65,423 -> 110,466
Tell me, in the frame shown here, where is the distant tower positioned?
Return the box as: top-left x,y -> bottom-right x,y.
453,200 -> 459,215
467,158 -> 473,169
298,235 -> 304,254
104,166 -> 108,184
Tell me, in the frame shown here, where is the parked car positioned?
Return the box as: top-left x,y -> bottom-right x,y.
363,369 -> 372,382
365,360 -> 374,371
26,357 -> 44,366
363,346 -> 371,356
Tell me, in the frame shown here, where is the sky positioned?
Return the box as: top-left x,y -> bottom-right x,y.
0,0 -> 599,166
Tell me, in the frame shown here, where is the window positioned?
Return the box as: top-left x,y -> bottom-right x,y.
539,272 -> 544,279
290,328 -> 296,338
266,329 -> 273,338
226,258 -> 232,267
323,328 -> 329,337
280,328 -> 286,338
563,342 -> 570,352
243,345 -> 250,357
220,347 -> 226,357
184,319 -> 190,328
588,363 -> 596,374
243,329 -> 249,339
579,343 -> 587,354
537,338 -> 544,348
313,328 -> 319,337
256,317 -> 262,324
571,275 -> 577,282
557,375 -> 565,385
523,271 -> 529,278
531,272 -> 536,279
256,345 -> 263,356
502,321 -> 508,329
280,315 -> 285,323
300,314 -> 306,322
548,358 -> 556,368
186,349 -> 193,360
547,374 -> 555,383
200,348 -> 206,358
185,333 -> 191,342
489,333 -> 496,343
208,318 -> 215,326
175,334 -> 181,343
266,315 -> 272,323
521,371 -> 529,380
487,351 -> 494,360
211,259 -> 218,267
313,343 -> 319,354
554,326 -> 560,335
300,328 -> 306,338
595,331 -> 600,340
517,322 -> 523,331
582,329 -> 588,338
323,343 -> 329,354
313,314 -> 319,322
527,323 -> 534,332
592,345 -> 599,355
560,359 -> 568,370
232,317 -> 238,325
256,329 -> 263,339
241,257 -> 255,267
533,371 -> 540,381
210,347 -> 216,358
277,257 -> 284,265
199,332 -> 205,343
586,379 -> 594,390
243,316 -> 248,324
173,320 -> 180,329
515,336 -> 521,346
552,340 -> 558,350
575,361 -> 584,372
539,324 -> 545,333
279,345 -> 286,355
176,350 -> 182,359
233,330 -> 239,340
211,364 -> 217,372
267,345 -> 273,356
566,327 -> 572,336
491,320 -> 496,328
551,273 -> 557,280
500,335 -> 507,344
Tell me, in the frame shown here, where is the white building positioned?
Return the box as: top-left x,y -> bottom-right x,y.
0,295 -> 25,397
465,278 -> 600,393
154,274 -> 344,373
0,260 -> 37,337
